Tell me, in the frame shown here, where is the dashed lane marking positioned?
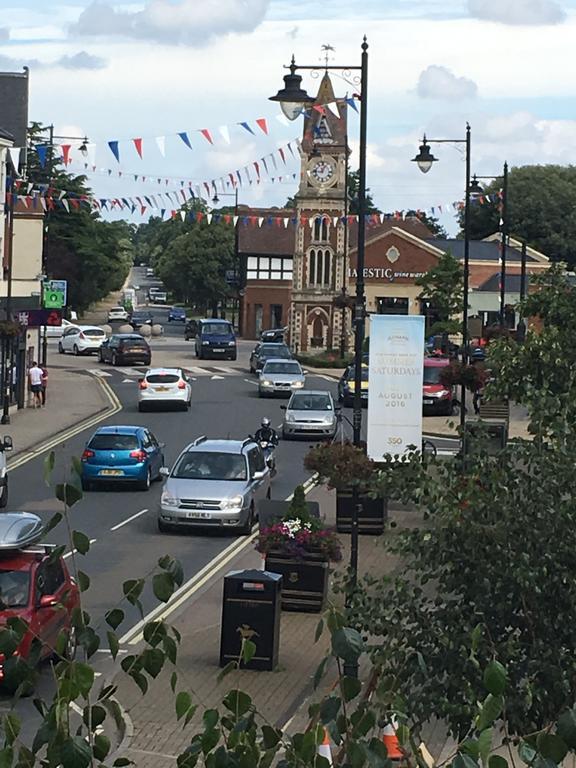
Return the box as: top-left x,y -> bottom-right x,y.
63,538 -> 97,560
110,508 -> 149,531
87,369 -> 112,378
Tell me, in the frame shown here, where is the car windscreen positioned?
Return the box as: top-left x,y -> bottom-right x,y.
423,366 -> 444,385
121,338 -> 148,347
346,368 -> 369,381
132,314 -> 150,320
0,570 -> 30,608
290,394 -> 332,411
172,451 -> 247,481
263,362 -> 301,374
110,308 -> 124,313
84,328 -> 105,337
201,324 -> 232,336
260,346 -> 290,358
146,374 -> 180,383
89,434 -> 139,451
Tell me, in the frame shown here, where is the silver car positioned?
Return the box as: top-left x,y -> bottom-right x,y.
138,368 -> 192,412
158,437 -> 270,535
258,359 -> 306,398
281,390 -> 338,440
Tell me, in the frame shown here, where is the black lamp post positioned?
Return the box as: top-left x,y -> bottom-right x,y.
270,39 -> 369,677
468,163 -> 509,327
412,125 -> 472,454
212,188 -> 239,329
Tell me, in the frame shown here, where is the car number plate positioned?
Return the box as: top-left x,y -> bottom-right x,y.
100,469 -> 123,476
424,399 -> 434,405
154,386 -> 169,392
186,511 -> 210,519
213,349 -> 225,352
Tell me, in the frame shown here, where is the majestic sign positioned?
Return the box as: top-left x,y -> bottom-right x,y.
367,315 -> 425,461
348,267 -> 426,282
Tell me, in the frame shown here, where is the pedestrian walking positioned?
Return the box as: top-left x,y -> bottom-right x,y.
28,361 -> 44,409
40,365 -> 48,406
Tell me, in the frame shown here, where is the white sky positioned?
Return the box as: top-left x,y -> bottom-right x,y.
2,0 -> 576,233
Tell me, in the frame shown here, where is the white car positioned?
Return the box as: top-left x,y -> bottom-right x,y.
138,368 -> 192,412
107,307 -> 130,323
58,325 -> 106,356
43,318 -> 77,339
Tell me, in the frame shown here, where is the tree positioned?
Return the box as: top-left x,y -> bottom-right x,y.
406,210 -> 448,237
26,123 -> 132,312
457,165 -> 576,267
415,250 -> 463,335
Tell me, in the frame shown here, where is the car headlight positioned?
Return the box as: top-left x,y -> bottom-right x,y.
429,390 -> 450,398
228,341 -> 235,346
202,341 -> 210,346
292,381 -> 304,388
286,414 -> 296,422
161,490 -> 179,506
222,495 -> 244,509
261,380 -> 273,387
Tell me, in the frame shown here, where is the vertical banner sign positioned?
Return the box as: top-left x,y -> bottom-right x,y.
367,315 -> 425,460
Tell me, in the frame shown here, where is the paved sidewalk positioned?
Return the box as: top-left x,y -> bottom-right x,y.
111,486 -> 420,767
2,366 -> 116,462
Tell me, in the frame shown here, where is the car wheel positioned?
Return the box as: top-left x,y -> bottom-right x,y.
229,353 -> 237,361
239,504 -> 254,536
266,485 -> 271,500
158,519 -> 171,533
112,353 -> 119,366
81,478 -> 92,492
58,342 -> 64,354
73,344 -> 81,356
282,429 -> 290,441
138,403 -> 146,413
139,468 -> 152,491
0,480 -> 7,508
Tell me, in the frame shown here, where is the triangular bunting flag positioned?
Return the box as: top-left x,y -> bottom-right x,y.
178,132 -> 193,150
253,161 -> 260,179
258,217 -> 264,227
133,138 -> 143,158
108,141 -> 120,162
238,121 -> 255,135
256,118 -> 268,135
200,128 -> 213,145
219,126 -> 230,144
61,199 -> 70,212
61,144 -> 72,166
36,145 -> 48,168
156,136 -> 165,156
325,101 -> 341,119
206,213 -> 213,225
283,217 -> 289,228
346,97 -> 359,113
278,147 -> 286,165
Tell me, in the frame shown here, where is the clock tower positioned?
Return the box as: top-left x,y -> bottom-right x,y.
289,72 -> 349,354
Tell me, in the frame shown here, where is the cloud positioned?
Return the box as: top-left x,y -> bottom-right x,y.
70,0 -> 270,45
416,65 -> 478,100
467,0 -> 566,25
56,51 -> 107,69
0,51 -> 107,71
0,27 -> 10,41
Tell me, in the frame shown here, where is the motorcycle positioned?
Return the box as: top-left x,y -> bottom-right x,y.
257,439 -> 277,477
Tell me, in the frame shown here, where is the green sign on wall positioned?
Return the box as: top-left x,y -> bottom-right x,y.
42,280 -> 67,309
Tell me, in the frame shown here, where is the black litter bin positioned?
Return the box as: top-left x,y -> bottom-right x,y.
219,569 -> 282,671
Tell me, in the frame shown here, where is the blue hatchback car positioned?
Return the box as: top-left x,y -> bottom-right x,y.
168,307 -> 187,323
81,426 -> 164,491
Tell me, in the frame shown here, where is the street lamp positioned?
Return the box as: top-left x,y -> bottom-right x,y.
212,189 -> 239,329
468,163 -> 509,326
412,124 -> 472,453
271,39 -> 369,676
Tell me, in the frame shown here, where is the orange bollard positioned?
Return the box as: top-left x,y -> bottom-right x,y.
382,719 -> 404,761
317,727 -> 333,765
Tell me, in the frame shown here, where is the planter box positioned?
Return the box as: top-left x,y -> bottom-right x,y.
336,490 -> 387,535
264,550 -> 328,613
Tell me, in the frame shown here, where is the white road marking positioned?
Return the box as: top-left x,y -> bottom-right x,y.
87,369 -> 112,378
120,476 -> 318,646
63,538 -> 97,560
212,366 -> 237,373
110,508 -> 149,531
243,378 -> 258,386
188,366 -> 208,374
210,375 -> 225,380
117,367 -> 141,376
122,379 -> 134,384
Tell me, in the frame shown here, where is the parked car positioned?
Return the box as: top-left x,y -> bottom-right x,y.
195,319 -> 236,361
184,319 -> 198,341
258,359 -> 306,398
138,368 -> 192,412
107,306 -> 130,323
249,343 -> 292,374
261,327 -> 287,343
423,357 -> 455,415
129,310 -> 154,329
158,436 -> 270,535
281,390 -> 338,440
80,425 -> 164,491
168,307 -> 187,323
99,334 -> 151,366
43,318 -> 77,339
146,267 -> 154,277
58,325 -> 106,356
0,512 -> 79,691
0,435 -> 13,509
337,364 -> 369,407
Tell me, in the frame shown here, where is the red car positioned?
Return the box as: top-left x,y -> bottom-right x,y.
423,357 -> 455,416
0,513 -> 79,690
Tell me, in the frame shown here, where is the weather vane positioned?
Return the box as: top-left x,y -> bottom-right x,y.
321,44 -> 335,67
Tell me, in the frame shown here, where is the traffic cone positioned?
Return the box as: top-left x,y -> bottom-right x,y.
317,728 -> 333,765
382,718 -> 404,761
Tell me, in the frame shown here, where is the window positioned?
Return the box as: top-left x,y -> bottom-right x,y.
290,393 -> 333,410
308,248 -> 332,287
376,297 -> 409,315
89,434 -> 139,450
247,448 -> 263,477
36,560 -> 65,599
172,452 -> 247,481
313,217 -> 329,242
244,255 -> 293,281
0,570 -> 30,608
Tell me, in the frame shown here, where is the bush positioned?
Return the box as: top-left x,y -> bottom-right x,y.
296,351 -> 353,368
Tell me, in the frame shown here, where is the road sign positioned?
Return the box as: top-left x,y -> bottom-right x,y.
16,309 -> 63,328
42,280 -> 67,309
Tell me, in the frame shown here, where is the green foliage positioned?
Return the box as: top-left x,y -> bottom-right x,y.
27,122 -> 133,312
458,164 -> 576,266
416,250 -> 464,335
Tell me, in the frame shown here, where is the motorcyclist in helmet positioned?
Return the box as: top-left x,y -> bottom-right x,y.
255,417 -> 278,446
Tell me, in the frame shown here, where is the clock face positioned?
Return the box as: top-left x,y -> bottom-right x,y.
309,159 -> 336,185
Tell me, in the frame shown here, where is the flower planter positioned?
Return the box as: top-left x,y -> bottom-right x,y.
336,490 -> 387,535
264,550 -> 329,613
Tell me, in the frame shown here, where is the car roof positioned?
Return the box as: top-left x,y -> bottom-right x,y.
114,333 -> 147,339
263,358 -> 300,365
75,325 -> 104,331
93,425 -> 143,435
289,389 -> 332,397
199,318 -> 229,324
182,438 -> 252,454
